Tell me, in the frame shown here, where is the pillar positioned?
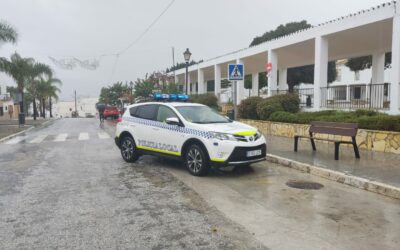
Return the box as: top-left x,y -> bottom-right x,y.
187,73 -> 191,95
198,69 -> 205,94
314,36 -> 329,110
214,64 -> 221,100
252,73 -> 259,96
370,52 -> 385,107
234,58 -> 245,104
279,68 -> 288,91
390,12 -> 400,114
268,50 -> 278,96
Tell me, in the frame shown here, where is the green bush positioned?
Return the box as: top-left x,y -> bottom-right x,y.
278,93 -> 300,113
256,101 -> 284,120
269,111 -> 298,123
190,94 -> 218,109
358,115 -> 400,131
238,96 -> 263,119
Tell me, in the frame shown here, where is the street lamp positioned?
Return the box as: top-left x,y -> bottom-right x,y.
183,48 -> 192,94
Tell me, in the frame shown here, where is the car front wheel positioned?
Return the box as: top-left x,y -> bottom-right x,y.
120,136 -> 139,163
185,144 -> 209,176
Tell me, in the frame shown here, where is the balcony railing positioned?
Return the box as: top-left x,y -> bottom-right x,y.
321,83 -> 390,110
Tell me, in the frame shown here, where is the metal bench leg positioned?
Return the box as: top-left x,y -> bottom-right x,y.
352,137 -> 360,159
334,142 -> 340,160
294,136 -> 299,152
309,132 -> 316,151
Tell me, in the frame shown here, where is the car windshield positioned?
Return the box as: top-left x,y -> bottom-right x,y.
175,106 -> 231,124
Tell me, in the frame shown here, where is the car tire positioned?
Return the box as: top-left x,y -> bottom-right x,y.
185,144 -> 210,176
120,136 -> 139,163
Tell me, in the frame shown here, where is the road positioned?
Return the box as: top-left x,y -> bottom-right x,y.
0,118 -> 399,250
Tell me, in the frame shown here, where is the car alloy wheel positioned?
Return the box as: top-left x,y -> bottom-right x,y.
120,137 -> 139,162
185,144 -> 209,176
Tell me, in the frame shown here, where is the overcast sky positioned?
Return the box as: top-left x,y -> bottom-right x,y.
0,0 -> 389,100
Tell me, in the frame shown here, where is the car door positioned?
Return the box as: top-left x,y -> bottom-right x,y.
130,104 -> 159,151
153,105 -> 185,156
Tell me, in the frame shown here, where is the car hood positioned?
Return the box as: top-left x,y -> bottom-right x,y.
188,121 -> 258,135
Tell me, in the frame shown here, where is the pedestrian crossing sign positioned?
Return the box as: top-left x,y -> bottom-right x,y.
228,64 -> 244,81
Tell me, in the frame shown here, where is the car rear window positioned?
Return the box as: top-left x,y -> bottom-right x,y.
135,104 -> 157,120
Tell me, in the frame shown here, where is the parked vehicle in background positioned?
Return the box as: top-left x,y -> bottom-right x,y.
103,106 -> 120,119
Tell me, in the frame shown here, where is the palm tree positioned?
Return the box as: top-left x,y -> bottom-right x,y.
0,53 -> 52,120
0,21 -> 18,44
33,77 -> 61,118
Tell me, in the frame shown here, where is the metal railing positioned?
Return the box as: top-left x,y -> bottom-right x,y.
294,88 -> 314,108
320,83 -> 390,110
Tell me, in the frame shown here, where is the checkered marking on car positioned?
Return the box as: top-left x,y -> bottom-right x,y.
123,116 -> 213,139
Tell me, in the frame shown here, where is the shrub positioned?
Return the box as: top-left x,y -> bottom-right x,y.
354,109 -> 380,117
256,100 -> 284,120
358,115 -> 400,131
278,93 -> 300,113
269,111 -> 298,123
238,96 -> 263,119
190,94 -> 218,109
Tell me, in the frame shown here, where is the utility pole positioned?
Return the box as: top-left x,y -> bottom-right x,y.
74,90 -> 77,118
172,47 -> 176,83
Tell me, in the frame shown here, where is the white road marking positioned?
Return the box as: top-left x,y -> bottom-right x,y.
54,133 -> 68,142
78,132 -> 89,141
4,136 -> 26,144
98,132 -> 110,139
29,135 -> 48,144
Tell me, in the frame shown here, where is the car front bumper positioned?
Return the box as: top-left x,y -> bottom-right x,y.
212,143 -> 267,167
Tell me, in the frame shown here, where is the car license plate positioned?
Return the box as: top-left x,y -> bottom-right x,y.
246,149 -> 262,157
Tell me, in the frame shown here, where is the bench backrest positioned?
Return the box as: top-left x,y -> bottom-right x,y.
309,121 -> 358,137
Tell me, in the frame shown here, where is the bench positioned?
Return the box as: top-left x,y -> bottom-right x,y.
294,121 -> 360,160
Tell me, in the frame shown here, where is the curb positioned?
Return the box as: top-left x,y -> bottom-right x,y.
266,154 -> 400,200
0,119 -> 54,143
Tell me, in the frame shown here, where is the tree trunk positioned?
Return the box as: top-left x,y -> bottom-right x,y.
39,98 -> 43,118
49,97 -> 53,118
42,98 -> 46,118
33,97 -> 37,120
19,90 -> 24,113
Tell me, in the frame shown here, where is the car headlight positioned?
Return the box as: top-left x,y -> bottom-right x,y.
209,132 -> 237,141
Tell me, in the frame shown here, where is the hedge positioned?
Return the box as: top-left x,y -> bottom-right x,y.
189,94 -> 218,109
266,110 -> 400,132
238,96 -> 263,119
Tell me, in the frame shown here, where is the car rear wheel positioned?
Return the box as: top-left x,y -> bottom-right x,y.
185,144 -> 209,176
120,136 -> 139,163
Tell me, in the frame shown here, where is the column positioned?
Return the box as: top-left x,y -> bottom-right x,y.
187,73 -> 191,95
314,36 -> 329,110
279,68 -> 288,91
370,52 -> 385,107
174,75 -> 178,84
214,64 -> 221,100
236,58 -> 244,104
390,12 -> 400,114
268,50 -> 278,97
252,73 -> 259,96
198,69 -> 205,94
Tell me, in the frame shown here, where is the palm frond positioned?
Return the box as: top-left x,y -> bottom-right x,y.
0,21 -> 18,44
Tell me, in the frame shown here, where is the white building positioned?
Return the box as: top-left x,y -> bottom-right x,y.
54,97 -> 98,118
174,1 -> 400,114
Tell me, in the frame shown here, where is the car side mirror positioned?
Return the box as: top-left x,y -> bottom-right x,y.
166,117 -> 180,126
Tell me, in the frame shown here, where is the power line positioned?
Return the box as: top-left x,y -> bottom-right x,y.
118,0 -> 176,55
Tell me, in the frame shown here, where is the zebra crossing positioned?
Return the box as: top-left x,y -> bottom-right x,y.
3,132 -> 111,145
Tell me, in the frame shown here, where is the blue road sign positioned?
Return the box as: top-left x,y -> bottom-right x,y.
228,64 -> 244,81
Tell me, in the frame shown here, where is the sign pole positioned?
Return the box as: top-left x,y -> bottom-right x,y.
233,80 -> 237,120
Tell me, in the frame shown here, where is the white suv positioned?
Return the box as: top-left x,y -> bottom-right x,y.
115,102 -> 267,176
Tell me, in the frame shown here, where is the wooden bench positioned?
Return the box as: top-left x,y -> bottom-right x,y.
294,121 -> 360,160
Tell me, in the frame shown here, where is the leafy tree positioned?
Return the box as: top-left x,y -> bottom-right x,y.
249,21 -> 336,90
30,76 -> 61,119
250,21 -> 311,47
133,79 -> 156,98
345,53 -> 392,72
0,53 -> 52,116
221,79 -> 231,89
0,21 -> 18,44
99,82 -> 131,105
166,60 -> 203,73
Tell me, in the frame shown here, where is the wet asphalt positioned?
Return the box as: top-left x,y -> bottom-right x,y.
0,118 -> 265,250
1,118 -> 400,250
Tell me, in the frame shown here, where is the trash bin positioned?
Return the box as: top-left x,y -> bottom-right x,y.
18,113 -> 25,126
227,110 -> 235,120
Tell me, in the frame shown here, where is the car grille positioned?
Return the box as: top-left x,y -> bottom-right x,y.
233,133 -> 261,142
227,144 -> 267,162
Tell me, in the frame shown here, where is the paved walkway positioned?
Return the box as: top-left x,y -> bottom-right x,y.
268,135 -> 400,189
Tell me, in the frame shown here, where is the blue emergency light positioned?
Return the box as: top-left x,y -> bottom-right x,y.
152,93 -> 188,102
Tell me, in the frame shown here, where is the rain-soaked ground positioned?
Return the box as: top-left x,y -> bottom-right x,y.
0,118 -> 399,249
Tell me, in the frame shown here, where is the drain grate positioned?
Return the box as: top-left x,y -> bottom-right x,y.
286,180 -> 324,190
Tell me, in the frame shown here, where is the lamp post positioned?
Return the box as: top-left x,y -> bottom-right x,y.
183,48 -> 192,95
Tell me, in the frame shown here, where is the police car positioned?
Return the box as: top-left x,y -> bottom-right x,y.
115,94 -> 267,176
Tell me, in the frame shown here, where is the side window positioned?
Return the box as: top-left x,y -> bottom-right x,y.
129,107 -> 137,117
136,104 -> 157,120
157,106 -> 178,123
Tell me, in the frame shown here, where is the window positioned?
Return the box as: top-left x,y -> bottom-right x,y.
156,105 -> 178,123
129,106 -> 138,116
353,86 -> 361,99
176,106 -> 231,124
135,104 -> 157,120
354,71 -> 360,81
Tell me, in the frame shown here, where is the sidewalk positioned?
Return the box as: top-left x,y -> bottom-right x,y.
266,135 -> 400,198
0,118 -> 52,140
